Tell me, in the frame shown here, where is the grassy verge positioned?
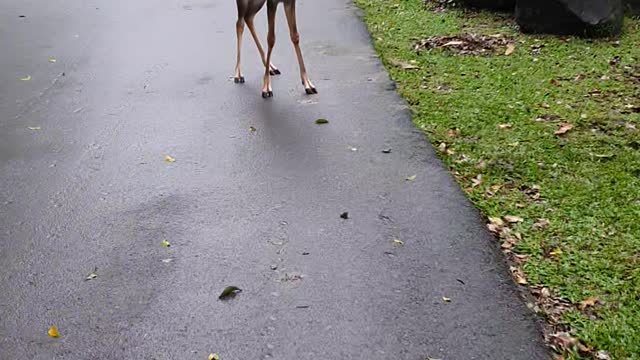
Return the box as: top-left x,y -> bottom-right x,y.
353,1 -> 640,359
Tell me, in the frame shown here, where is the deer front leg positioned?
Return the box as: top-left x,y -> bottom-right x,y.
234,18 -> 245,84
262,2 -> 277,98
284,1 -> 316,95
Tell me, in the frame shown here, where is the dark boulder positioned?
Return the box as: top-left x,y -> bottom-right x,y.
625,0 -> 640,15
515,0 -> 624,37
459,0 -> 516,11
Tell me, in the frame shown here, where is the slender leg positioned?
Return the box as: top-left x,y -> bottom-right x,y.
246,16 -> 281,76
284,1 -> 316,94
234,18 -> 246,84
262,1 -> 277,98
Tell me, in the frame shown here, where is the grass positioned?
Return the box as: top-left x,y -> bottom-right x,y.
352,1 -> 640,359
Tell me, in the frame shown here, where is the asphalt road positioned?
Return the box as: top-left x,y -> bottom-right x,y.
0,0 -> 550,359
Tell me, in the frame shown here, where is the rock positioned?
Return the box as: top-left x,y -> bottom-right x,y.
515,0 -> 624,37
625,0 -> 640,15
459,0 -> 516,11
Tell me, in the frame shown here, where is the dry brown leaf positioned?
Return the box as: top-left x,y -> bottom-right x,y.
504,215 -> 524,223
555,123 -> 574,136
471,174 -> 483,188
595,351 -> 612,360
510,266 -> 528,285
498,123 -> 513,129
533,218 -> 550,230
488,217 -> 505,227
549,332 -> 590,354
446,127 -> 461,138
505,43 -> 516,56
389,58 -> 419,70
579,297 -> 599,311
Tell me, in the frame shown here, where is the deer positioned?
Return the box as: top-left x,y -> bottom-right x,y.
234,0 -> 317,99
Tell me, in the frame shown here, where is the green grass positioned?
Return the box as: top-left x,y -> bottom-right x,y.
353,1 -> 640,358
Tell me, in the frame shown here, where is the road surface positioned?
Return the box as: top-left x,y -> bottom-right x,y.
0,0 -> 550,359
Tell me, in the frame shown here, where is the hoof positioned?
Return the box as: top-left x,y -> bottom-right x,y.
305,87 -> 318,95
234,76 -> 245,84
262,91 -> 274,99
270,69 -> 281,76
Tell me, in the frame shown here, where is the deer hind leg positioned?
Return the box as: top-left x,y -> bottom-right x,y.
234,17 -> 246,84
284,1 -> 316,94
246,16 -> 281,76
262,1 -> 277,98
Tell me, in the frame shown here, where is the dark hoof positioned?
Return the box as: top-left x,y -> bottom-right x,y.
305,87 -> 318,95
262,91 -> 274,99
234,76 -> 245,84
270,69 -> 281,76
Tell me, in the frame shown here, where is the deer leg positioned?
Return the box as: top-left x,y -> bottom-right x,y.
246,16 -> 280,76
262,1 -> 277,98
234,18 -> 246,84
284,1 -> 316,94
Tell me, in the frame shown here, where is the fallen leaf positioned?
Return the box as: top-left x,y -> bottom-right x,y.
446,127 -> 461,138
532,218 -> 550,230
208,354 -> 220,360
549,248 -> 563,257
48,325 -> 60,338
555,123 -> 574,136
249,126 -> 257,132
340,212 -> 349,219
218,286 -> 242,300
498,123 -> 513,129
161,258 -> 173,263
579,297 -> 599,311
550,79 -> 562,87
406,175 -> 417,182
381,148 -> 392,153
595,351 -> 611,360
488,217 -> 505,227
161,240 -> 171,248
20,75 -> 32,81
85,267 -> 98,281
164,155 -> 176,163
27,126 -> 42,130
389,58 -> 419,70
510,266 -> 528,285
392,239 -> 404,246
504,215 -> 524,223
549,332 -> 590,354
315,118 -> 329,125
471,174 -> 483,188
505,43 -> 516,56
442,296 -> 451,303
48,57 -> 57,63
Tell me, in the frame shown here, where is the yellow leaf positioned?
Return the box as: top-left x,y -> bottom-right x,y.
20,75 -> 32,81
48,57 -> 57,63
161,240 -> 171,248
164,155 -> 176,163
208,354 -> 220,360
549,248 -> 563,256
249,126 -> 257,132
406,175 -> 417,182
392,239 -> 404,246
48,325 -> 60,338
442,297 -> 451,303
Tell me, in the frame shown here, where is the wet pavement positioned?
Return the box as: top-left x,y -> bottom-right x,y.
0,0 -> 549,359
